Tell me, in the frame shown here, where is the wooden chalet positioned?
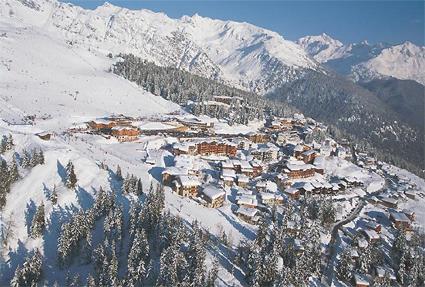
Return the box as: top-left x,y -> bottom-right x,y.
201,185 -> 226,208
172,175 -> 201,197
111,126 -> 140,142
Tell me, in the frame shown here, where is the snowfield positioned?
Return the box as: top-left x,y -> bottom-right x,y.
0,18 -> 179,124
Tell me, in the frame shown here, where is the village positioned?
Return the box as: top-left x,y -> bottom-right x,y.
55,107 -> 425,287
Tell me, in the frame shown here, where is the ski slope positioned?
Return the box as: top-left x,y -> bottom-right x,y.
0,18 -> 179,125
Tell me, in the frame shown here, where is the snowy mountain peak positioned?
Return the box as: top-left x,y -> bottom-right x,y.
352,41 -> 425,85
297,33 -> 344,63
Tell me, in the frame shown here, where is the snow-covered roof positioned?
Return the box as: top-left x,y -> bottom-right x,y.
237,206 -> 258,217
222,169 -> 236,178
237,174 -> 250,183
162,166 -> 188,176
294,144 -> 304,152
354,274 -> 370,286
237,196 -> 258,207
302,149 -> 316,156
178,175 -> 201,187
361,228 -> 380,240
202,185 -> 226,200
284,187 -> 299,195
390,211 -> 410,222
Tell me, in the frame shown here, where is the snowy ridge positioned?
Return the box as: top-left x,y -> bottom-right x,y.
0,0 -> 319,93
298,34 -> 425,85
297,33 -> 344,63
352,42 -> 425,85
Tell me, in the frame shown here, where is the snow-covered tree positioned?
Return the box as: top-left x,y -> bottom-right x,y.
65,161 -> 77,189
30,202 -> 45,238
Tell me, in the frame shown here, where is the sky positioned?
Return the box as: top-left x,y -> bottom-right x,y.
61,0 -> 424,46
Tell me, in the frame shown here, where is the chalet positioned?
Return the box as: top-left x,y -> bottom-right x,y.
374,267 -> 396,283
365,221 -> 382,233
221,169 -> 236,186
405,190 -> 416,199
294,144 -> 311,159
196,140 -> 237,157
201,185 -> 226,208
255,181 -> 267,193
240,161 -> 254,176
292,181 -> 314,195
246,132 -> 269,144
259,193 -> 284,205
88,118 -> 116,130
236,195 -> 258,208
389,211 -> 411,230
178,117 -> 214,131
172,142 -> 197,156
237,175 -> 250,188
251,161 -> 263,177
111,126 -> 140,142
301,149 -> 317,164
283,162 -> 316,179
236,206 -> 260,224
162,167 -> 188,185
284,187 -> 300,200
380,197 -> 398,208
402,209 -> 415,221
251,143 -> 279,162
231,137 -> 252,150
172,175 -> 201,197
361,228 -> 380,242
354,273 -> 370,287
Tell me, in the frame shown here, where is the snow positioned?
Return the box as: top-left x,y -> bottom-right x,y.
0,0 -> 319,94
0,18 -> 179,123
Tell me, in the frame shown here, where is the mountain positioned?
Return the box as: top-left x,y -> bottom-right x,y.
0,0 -> 319,94
360,77 -> 425,130
298,34 -> 425,85
297,33 -> 344,63
352,42 -> 425,85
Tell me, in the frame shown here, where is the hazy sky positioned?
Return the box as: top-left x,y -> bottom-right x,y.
61,0 -> 424,46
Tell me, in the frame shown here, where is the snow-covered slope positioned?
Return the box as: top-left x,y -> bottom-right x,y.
299,34 -> 425,85
352,42 -> 425,85
0,17 -> 179,123
0,0 -> 319,93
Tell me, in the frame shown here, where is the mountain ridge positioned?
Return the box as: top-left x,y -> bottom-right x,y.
298,33 -> 425,85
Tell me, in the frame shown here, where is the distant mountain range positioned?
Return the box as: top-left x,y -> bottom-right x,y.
297,33 -> 425,86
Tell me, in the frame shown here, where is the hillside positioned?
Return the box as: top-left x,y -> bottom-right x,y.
360,78 -> 425,130
0,0 -> 319,94
266,71 -> 424,175
0,18 -> 179,124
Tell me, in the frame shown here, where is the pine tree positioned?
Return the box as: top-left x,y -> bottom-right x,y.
157,244 -> 179,286
116,165 -> 123,181
136,178 -> 143,195
51,185 -> 58,205
30,202 -> 45,238
21,149 -> 31,168
127,229 -> 150,285
65,161 -> 77,189
11,249 -> 43,286
9,157 -> 20,182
